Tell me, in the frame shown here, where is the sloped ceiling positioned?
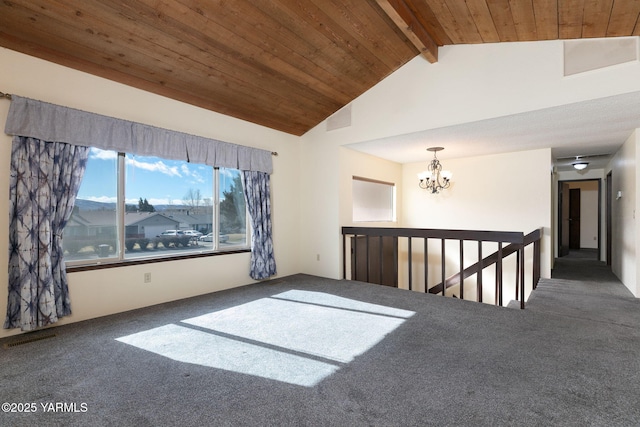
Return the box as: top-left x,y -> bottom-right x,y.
1,0 -> 639,138
346,90 -> 640,171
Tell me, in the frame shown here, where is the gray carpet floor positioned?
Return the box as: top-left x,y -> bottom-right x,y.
1,258 -> 640,426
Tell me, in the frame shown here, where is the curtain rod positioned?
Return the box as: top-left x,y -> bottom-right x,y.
1,90 -> 278,155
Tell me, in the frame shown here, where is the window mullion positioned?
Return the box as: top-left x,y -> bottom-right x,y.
214,168 -> 220,250
117,153 -> 126,260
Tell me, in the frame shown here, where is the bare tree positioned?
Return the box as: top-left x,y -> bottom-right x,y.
183,188 -> 203,214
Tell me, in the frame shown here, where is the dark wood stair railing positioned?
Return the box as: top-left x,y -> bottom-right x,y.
342,227 -> 542,309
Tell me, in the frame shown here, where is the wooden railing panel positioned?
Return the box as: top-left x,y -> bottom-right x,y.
342,227 -> 542,309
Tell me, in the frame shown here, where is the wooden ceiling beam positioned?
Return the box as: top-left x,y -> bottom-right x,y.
375,0 -> 438,63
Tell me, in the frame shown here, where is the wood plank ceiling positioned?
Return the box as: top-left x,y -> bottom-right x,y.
0,1 -> 639,136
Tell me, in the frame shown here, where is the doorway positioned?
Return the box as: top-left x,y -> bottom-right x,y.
558,179 -> 601,260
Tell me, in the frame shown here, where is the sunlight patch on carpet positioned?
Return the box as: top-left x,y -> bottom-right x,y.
116,290 -> 414,387
116,324 -> 339,387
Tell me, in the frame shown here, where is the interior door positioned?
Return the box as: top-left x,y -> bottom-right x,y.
569,188 -> 581,250
559,182 -> 570,256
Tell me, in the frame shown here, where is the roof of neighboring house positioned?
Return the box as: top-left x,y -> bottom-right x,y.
163,213 -> 213,226
68,211 -> 181,228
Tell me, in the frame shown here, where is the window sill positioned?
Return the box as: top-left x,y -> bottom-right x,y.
66,248 -> 251,273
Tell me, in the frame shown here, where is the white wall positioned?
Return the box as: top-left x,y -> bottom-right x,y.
401,149 -> 552,302
609,130 -> 638,296
0,47 -> 301,338
298,142 -> 404,279
339,148 -> 404,279
301,39 -> 639,285
308,39 -> 640,146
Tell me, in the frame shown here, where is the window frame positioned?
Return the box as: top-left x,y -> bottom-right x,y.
352,176 -> 397,223
64,151 -> 251,271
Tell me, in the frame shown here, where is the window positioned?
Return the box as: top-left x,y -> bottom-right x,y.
352,176 -> 396,222
63,148 -> 249,265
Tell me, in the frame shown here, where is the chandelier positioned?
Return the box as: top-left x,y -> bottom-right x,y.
417,147 -> 452,194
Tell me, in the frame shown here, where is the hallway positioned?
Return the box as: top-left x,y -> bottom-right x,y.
526,256 -> 640,326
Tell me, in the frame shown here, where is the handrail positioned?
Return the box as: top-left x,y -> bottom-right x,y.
342,226 -> 542,309
428,241 -> 520,295
342,226 -> 526,243
429,229 -> 541,294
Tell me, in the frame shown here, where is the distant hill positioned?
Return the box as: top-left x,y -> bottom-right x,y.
74,199 -> 186,212
74,199 -> 116,211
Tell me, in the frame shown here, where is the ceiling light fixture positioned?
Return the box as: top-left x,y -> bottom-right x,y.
572,161 -> 589,170
418,147 -> 452,194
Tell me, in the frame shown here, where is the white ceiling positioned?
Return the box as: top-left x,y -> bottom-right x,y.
345,90 -> 640,172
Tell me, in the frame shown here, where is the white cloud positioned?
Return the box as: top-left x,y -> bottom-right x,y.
90,148 -> 117,160
220,168 -> 235,179
126,157 -> 182,177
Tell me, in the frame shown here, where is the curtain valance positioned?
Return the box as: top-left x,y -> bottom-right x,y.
4,96 -> 273,174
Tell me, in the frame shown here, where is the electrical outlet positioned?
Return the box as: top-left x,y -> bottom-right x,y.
316,254 -> 320,261
144,273 -> 151,283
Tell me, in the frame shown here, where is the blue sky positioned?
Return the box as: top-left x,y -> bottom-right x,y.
77,148 -> 237,206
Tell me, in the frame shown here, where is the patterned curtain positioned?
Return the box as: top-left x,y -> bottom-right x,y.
242,171 -> 276,280
5,136 -> 89,331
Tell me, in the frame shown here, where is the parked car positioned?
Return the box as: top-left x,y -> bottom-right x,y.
182,230 -> 203,238
199,232 -> 229,243
157,230 -> 184,237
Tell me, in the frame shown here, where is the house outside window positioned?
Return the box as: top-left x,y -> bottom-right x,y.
63,148 -> 249,265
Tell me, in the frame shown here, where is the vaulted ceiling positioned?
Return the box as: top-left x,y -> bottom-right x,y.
1,1 -> 639,136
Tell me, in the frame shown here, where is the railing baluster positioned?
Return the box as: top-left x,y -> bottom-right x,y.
459,239 -> 464,300
477,241 -> 483,303
424,238 -> 428,293
515,247 -> 520,301
441,239 -> 446,296
534,237 -> 541,289
343,233 -> 346,279
379,235 -> 383,286
366,235 -> 370,283
496,242 -> 503,306
408,237 -> 412,291
519,246 -> 525,309
393,236 -> 398,288
353,234 -> 358,281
